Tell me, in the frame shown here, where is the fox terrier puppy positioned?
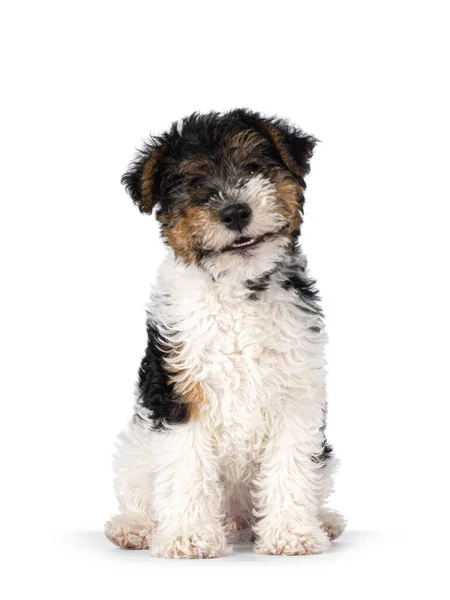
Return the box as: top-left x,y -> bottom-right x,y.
105,109 -> 345,558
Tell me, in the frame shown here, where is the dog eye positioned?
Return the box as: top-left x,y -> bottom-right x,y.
246,163 -> 260,176
189,177 -> 203,190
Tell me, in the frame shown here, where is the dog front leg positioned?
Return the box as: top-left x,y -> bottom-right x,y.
253,397 -> 331,556
150,421 -> 228,558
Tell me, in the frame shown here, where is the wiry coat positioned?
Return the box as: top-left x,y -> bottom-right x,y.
105,110 -> 345,557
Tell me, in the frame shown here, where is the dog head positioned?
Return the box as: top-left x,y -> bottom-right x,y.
122,109 -> 316,278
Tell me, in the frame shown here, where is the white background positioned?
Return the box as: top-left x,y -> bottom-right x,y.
1,1 -> 449,598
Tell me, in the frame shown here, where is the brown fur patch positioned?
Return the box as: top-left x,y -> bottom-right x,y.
175,154 -> 213,176
222,129 -> 268,162
166,355 -> 208,421
262,123 -> 303,177
273,171 -> 303,233
158,205 -> 220,263
141,145 -> 166,213
173,374 -> 207,421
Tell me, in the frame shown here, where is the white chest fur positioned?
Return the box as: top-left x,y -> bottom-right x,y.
149,253 -> 326,480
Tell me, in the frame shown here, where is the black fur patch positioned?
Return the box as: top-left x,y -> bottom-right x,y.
135,322 -> 188,430
281,269 -> 322,315
311,440 -> 334,466
246,269 -> 275,299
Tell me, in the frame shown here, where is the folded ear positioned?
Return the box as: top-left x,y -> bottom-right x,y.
237,110 -> 317,183
121,139 -> 166,214
262,119 -> 317,181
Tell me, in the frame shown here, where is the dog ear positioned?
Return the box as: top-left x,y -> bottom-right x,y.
262,120 -> 317,181
237,110 -> 317,183
121,140 -> 167,214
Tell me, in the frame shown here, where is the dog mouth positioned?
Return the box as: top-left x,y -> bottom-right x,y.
225,236 -> 260,250
221,225 -> 289,253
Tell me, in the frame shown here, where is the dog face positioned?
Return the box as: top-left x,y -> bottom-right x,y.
122,110 -> 316,276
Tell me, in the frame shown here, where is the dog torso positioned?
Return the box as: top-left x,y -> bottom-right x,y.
136,249 -> 326,487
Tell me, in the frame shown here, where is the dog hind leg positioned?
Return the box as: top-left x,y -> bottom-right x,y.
223,482 -> 255,542
317,457 -> 346,541
105,422 -> 156,549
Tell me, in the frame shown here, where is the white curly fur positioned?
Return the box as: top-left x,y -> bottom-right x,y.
106,239 -> 345,558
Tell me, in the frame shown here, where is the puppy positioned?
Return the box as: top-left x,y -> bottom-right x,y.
105,109 -> 345,558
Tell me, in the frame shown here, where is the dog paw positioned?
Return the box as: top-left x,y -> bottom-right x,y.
105,514 -> 152,549
255,524 -> 331,556
320,508 -> 346,541
151,530 -> 230,559
224,516 -> 255,542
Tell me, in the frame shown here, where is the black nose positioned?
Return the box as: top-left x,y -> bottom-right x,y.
219,203 -> 252,231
